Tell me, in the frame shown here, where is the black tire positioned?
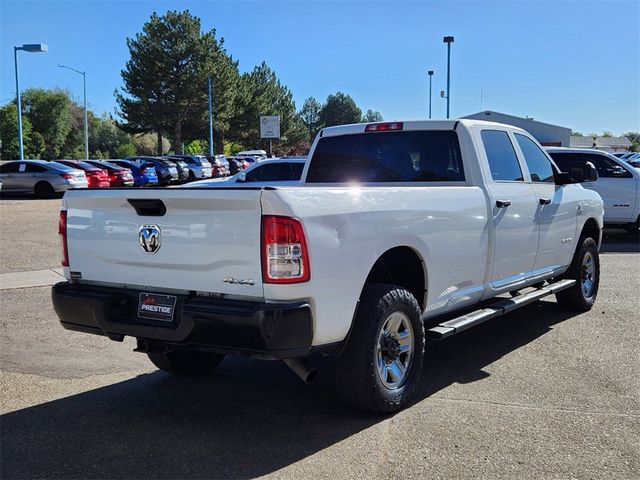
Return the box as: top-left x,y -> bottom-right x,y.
332,284 -> 425,414
34,182 -> 55,199
147,350 -> 224,377
188,171 -> 195,182
556,236 -> 600,311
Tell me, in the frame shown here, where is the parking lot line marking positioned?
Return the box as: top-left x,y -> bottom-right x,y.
0,269 -> 65,291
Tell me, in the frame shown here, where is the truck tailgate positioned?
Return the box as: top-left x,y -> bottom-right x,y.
63,188 -> 264,298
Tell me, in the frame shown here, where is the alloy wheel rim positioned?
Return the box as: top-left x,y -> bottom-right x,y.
581,251 -> 596,298
376,311 -> 414,390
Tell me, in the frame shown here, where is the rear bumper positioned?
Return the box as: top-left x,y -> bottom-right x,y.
52,282 -> 317,358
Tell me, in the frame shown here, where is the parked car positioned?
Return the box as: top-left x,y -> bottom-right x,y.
236,150 -> 268,161
226,156 -> 249,175
109,160 -> 158,187
169,159 -> 191,184
0,160 -> 87,197
84,160 -> 134,187
167,155 -> 212,181
126,157 -> 179,186
56,160 -> 110,188
546,147 -> 639,234
53,119 -> 604,413
186,158 -> 305,188
204,154 -> 231,177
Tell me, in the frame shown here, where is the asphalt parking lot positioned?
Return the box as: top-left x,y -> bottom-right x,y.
1,197 -> 639,479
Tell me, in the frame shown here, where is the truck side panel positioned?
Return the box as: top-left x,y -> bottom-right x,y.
261,186 -> 489,346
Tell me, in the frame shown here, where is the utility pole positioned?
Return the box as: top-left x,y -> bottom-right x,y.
443,36 -> 454,119
427,70 -> 434,119
59,65 -> 88,160
208,75 -> 214,155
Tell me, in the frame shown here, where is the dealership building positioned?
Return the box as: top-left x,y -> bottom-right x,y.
462,110 -> 572,147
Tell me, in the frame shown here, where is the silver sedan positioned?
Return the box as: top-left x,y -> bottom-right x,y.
0,160 -> 88,198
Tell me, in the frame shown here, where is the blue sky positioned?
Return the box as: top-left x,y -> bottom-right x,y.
1,0 -> 639,134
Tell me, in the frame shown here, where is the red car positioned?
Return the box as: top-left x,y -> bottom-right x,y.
56,160 -> 110,188
84,160 -> 134,187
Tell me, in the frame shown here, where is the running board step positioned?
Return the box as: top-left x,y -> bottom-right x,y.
426,279 -> 576,340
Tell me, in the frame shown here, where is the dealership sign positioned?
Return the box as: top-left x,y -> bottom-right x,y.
260,115 -> 281,139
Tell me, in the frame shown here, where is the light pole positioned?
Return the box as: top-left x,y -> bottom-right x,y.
208,75 -> 214,155
59,64 -> 88,160
427,70 -> 434,119
14,44 -> 48,160
443,36 -> 454,119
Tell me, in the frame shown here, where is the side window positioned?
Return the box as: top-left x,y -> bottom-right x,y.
585,154 -> 632,179
245,163 -> 281,182
25,164 -> 48,173
0,163 -> 20,173
547,153 -> 572,172
481,130 -> 524,181
514,134 -> 555,183
278,163 -> 304,181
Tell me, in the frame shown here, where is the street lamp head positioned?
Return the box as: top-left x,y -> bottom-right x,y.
428,70 -> 434,76
443,36 -> 455,44
19,44 -> 48,53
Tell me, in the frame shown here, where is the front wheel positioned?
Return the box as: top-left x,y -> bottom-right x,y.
333,284 -> 425,414
556,237 -> 600,311
148,350 -> 224,376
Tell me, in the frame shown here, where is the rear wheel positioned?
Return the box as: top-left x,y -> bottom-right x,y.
333,284 -> 425,414
148,350 -> 224,376
556,236 -> 600,311
34,182 -> 55,199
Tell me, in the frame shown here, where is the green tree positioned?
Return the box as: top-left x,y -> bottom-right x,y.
570,130 -> 583,136
362,109 -> 384,123
115,143 -> 136,158
184,139 -> 203,154
21,88 -> 73,159
231,62 -> 306,152
90,114 -> 134,158
318,92 -> 362,128
300,97 -> 321,142
116,10 -> 237,154
601,131 -> 613,137
623,132 -> 640,152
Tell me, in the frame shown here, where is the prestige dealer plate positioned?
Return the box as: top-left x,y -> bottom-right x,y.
137,293 -> 177,322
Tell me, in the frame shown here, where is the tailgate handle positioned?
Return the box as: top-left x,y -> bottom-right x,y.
127,199 -> 166,216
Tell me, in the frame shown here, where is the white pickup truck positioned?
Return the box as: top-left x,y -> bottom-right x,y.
52,120 -> 604,413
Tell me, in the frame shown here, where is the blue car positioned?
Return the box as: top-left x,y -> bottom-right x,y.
110,159 -> 158,187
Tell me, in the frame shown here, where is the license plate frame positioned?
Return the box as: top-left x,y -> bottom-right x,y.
137,292 -> 178,322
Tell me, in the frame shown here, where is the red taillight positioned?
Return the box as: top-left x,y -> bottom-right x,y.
262,216 -> 310,284
364,122 -> 403,132
59,210 -> 69,267
60,173 -> 74,180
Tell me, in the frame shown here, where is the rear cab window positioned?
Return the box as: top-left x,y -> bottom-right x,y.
306,130 -> 464,183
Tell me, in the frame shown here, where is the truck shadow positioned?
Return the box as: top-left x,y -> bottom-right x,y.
600,228 -> 639,253
0,300 -> 578,479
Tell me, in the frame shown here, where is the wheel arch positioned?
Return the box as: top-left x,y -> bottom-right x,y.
361,246 -> 428,310
580,217 -> 602,247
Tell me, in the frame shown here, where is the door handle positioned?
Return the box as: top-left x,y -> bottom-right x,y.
496,200 -> 511,208
539,198 -> 552,205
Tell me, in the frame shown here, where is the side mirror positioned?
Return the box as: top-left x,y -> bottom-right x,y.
237,172 -> 247,183
567,161 -> 598,183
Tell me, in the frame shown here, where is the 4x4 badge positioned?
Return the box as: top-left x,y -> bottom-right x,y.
139,225 -> 161,254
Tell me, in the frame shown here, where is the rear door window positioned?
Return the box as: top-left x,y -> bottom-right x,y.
514,134 -> 555,183
0,163 -> 20,173
245,163 -> 282,182
481,130 -> 524,181
306,130 -> 464,183
25,163 -> 48,173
